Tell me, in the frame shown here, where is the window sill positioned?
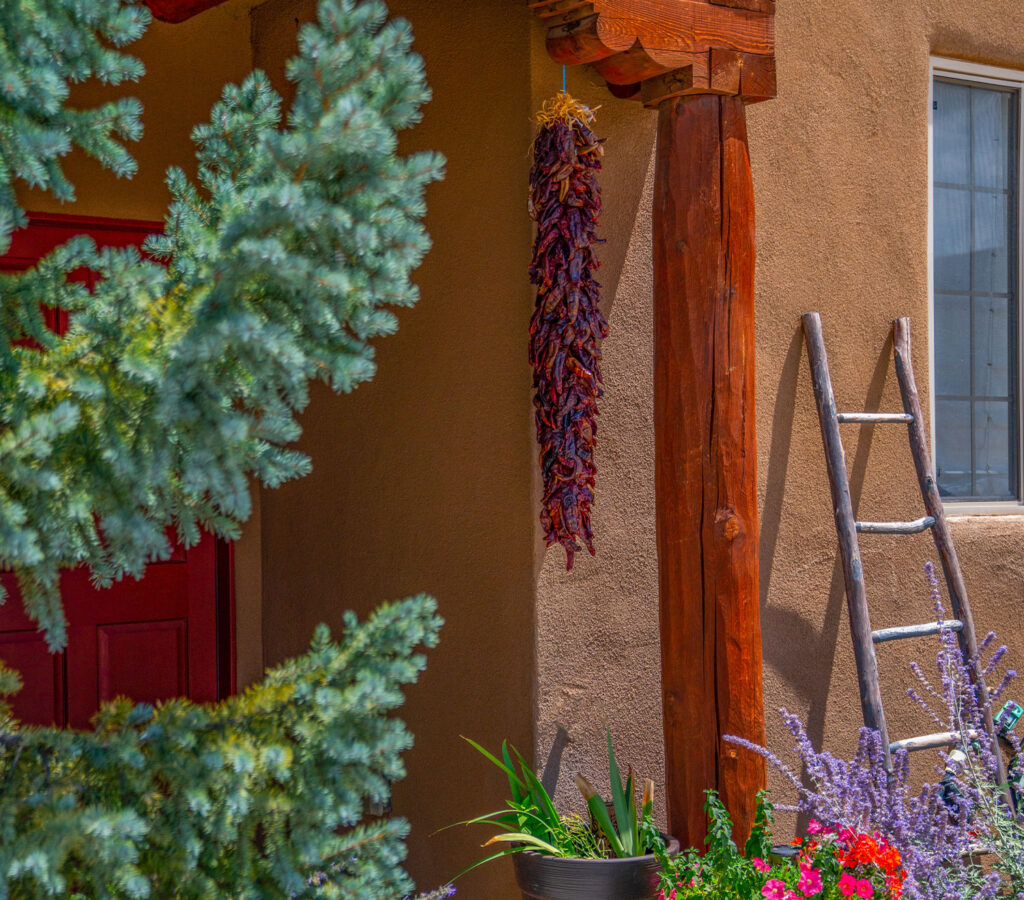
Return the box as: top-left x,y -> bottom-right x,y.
944,501 -> 1024,517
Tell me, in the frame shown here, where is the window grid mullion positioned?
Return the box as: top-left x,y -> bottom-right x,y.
932,73 -> 1022,502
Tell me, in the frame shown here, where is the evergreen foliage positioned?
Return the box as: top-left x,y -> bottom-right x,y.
0,0 -> 446,896
0,0 -> 444,648
0,595 -> 442,898
0,0 -> 148,251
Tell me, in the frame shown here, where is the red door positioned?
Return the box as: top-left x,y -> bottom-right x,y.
0,213 -> 232,728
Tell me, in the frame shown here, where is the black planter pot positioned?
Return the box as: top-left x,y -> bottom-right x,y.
511,835 -> 680,900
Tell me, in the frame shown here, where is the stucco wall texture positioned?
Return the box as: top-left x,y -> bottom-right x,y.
750,0 -> 1024,830
535,0 -> 1024,857
252,2 -> 536,897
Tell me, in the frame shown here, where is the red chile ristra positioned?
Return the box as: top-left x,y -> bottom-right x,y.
528,94 -> 607,570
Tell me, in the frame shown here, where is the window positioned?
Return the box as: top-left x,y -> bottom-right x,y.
931,59 -> 1023,507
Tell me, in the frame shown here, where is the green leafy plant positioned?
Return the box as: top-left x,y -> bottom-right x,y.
454,729 -> 662,879
573,727 -> 657,859
455,737 -> 600,865
655,791 -> 774,899
0,0 -> 445,895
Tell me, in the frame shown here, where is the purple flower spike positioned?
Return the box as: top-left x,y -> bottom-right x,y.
726,563 -> 1024,898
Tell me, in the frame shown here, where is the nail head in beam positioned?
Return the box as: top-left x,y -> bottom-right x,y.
872,620 -> 965,644
855,517 -> 936,535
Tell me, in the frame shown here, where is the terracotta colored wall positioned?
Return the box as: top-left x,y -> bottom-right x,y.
252,2 -> 536,896
751,0 -> 1024,826
533,0 -> 1024,848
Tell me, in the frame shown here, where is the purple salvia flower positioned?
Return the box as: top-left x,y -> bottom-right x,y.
726,563 -> 1024,898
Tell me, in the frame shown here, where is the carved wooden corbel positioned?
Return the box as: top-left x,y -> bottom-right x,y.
530,0 -> 776,106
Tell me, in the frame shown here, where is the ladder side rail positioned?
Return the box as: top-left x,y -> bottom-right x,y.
891,317 -> 1010,800
803,312 -> 892,768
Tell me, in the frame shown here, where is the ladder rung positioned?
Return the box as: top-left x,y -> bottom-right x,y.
872,620 -> 964,644
855,516 -> 936,534
890,731 -> 971,754
837,412 -> 914,424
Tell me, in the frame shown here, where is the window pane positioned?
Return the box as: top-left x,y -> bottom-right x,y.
974,400 -> 1014,498
934,187 -> 971,292
973,87 -> 1014,189
973,190 -> 1010,294
973,296 -> 1011,398
935,293 -> 971,396
936,399 -> 973,498
935,81 -> 971,185
932,77 -> 1020,502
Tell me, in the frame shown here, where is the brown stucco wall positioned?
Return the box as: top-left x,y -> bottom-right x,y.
252,2 -> 536,896
19,0 -> 258,221
751,0 -> 1024,823
534,0 -> 1024,858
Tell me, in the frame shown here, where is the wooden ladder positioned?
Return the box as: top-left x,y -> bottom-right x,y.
802,312 -> 1007,790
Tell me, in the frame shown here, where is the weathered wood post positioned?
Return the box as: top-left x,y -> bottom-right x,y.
532,0 -> 777,847
653,91 -> 764,846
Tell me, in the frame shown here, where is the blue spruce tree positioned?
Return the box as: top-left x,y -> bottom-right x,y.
0,0 -> 445,895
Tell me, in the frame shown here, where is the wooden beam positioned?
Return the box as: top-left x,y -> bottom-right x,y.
654,94 -> 766,846
546,0 -> 773,63
739,53 -> 778,103
710,49 -> 743,95
709,0 -> 776,13
533,0 -> 776,105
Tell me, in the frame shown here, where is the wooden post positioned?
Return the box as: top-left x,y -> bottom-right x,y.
530,0 -> 776,847
653,94 -> 766,846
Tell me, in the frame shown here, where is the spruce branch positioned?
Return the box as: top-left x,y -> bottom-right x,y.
0,0 -> 444,647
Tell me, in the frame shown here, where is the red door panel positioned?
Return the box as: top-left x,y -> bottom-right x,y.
0,630 -> 65,726
99,620 -> 188,706
0,213 -> 231,728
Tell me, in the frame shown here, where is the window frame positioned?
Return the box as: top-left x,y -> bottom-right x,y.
930,56 -> 1024,514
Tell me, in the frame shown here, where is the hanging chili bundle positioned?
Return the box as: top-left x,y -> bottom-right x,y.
529,93 -> 607,570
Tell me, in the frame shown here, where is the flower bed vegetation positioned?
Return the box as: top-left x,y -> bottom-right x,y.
657,793 -> 906,900
690,565 -> 1024,899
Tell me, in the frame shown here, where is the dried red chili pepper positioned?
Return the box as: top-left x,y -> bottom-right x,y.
529,94 -> 607,570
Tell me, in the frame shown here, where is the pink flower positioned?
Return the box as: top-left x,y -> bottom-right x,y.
838,873 -> 858,897
856,879 -> 874,898
762,879 -> 788,900
807,820 -> 823,835
798,862 -> 823,897
753,857 -> 771,873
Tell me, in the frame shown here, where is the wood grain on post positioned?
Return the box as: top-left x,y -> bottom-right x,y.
654,94 -> 766,847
